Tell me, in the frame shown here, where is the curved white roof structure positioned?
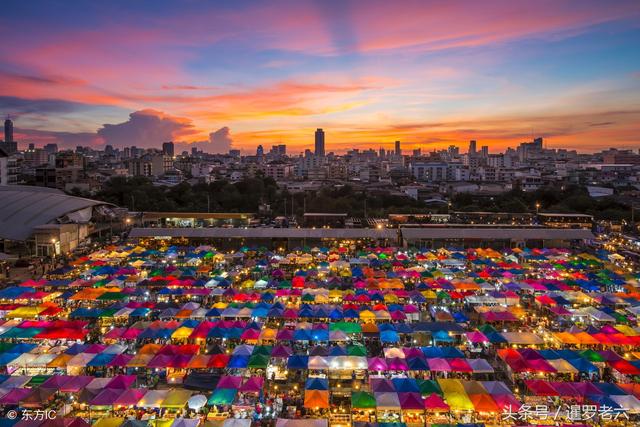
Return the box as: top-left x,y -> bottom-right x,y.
0,186 -> 112,241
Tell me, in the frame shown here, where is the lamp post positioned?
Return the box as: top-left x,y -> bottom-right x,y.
535,202 -> 541,214
50,238 -> 57,260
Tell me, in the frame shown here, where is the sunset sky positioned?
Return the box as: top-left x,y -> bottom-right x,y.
1,0 -> 639,154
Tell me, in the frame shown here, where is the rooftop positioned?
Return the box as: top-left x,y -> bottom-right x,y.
0,186 -> 111,241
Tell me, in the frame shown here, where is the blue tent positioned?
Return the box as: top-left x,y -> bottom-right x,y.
227,355 -> 250,369
287,355 -> 309,370
380,330 -> 399,343
392,377 -> 419,392
305,378 -> 329,390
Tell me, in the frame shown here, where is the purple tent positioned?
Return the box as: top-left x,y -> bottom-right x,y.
0,388 -> 32,405
271,344 -> 293,358
370,378 -> 395,392
90,388 -> 124,406
60,376 -> 94,393
106,375 -> 136,390
399,392 -> 424,410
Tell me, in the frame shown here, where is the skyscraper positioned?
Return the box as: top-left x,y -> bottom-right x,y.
314,128 -> 325,157
0,117 -> 17,154
395,140 -> 401,156
468,140 -> 477,155
162,141 -> 175,157
4,118 -> 13,143
256,145 -> 264,156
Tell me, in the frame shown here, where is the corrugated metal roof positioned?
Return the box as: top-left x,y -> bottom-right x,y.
128,227 -> 398,239
128,226 -> 593,241
0,186 -> 108,241
399,227 -> 594,240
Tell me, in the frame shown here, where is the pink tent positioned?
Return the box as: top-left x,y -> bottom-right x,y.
424,393 -> 449,411
240,329 -> 261,340
217,375 -> 243,389
106,375 -> 136,390
466,331 -> 489,343
368,357 -> 388,371
104,328 -> 126,339
448,358 -> 473,372
491,394 -> 522,411
526,359 -> 556,373
239,377 -> 264,393
427,358 -> 451,372
113,389 -> 147,407
386,357 -> 408,371
121,328 -> 143,340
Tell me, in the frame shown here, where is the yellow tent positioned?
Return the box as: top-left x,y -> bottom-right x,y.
5,306 -> 46,319
171,327 -> 194,340
438,379 -> 474,411
160,389 -> 192,409
93,418 -> 124,427
359,310 -> 376,320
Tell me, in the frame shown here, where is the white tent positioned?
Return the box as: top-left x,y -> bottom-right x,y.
374,392 -> 401,411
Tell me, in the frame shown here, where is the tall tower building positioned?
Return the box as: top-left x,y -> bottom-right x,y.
395,140 -> 401,156
4,118 -> 13,143
256,145 -> 264,156
162,141 -> 175,157
314,128 -> 325,157
468,140 -> 477,155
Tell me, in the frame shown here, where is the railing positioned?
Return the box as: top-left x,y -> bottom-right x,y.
329,413 -> 351,426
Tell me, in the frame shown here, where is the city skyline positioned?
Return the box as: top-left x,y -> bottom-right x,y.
1,0 -> 640,153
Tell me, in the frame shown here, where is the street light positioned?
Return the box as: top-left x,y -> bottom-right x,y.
535,202 -> 541,214
50,238 -> 57,258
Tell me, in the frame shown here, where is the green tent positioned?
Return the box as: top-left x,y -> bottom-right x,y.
208,388 -> 237,405
436,290 -> 450,300
1,328 -> 43,339
478,324 -> 497,334
579,349 -> 605,363
252,345 -> 273,357
351,391 -> 376,409
97,292 -> 127,301
98,308 -> 120,318
27,375 -> 51,387
330,322 -> 362,334
346,344 -> 367,357
247,354 -> 269,369
416,379 -> 442,396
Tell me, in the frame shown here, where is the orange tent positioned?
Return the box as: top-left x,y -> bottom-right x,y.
186,355 -> 211,369
361,323 -> 379,334
138,343 -> 163,354
304,390 -> 329,408
46,353 -> 73,368
469,393 -> 500,413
